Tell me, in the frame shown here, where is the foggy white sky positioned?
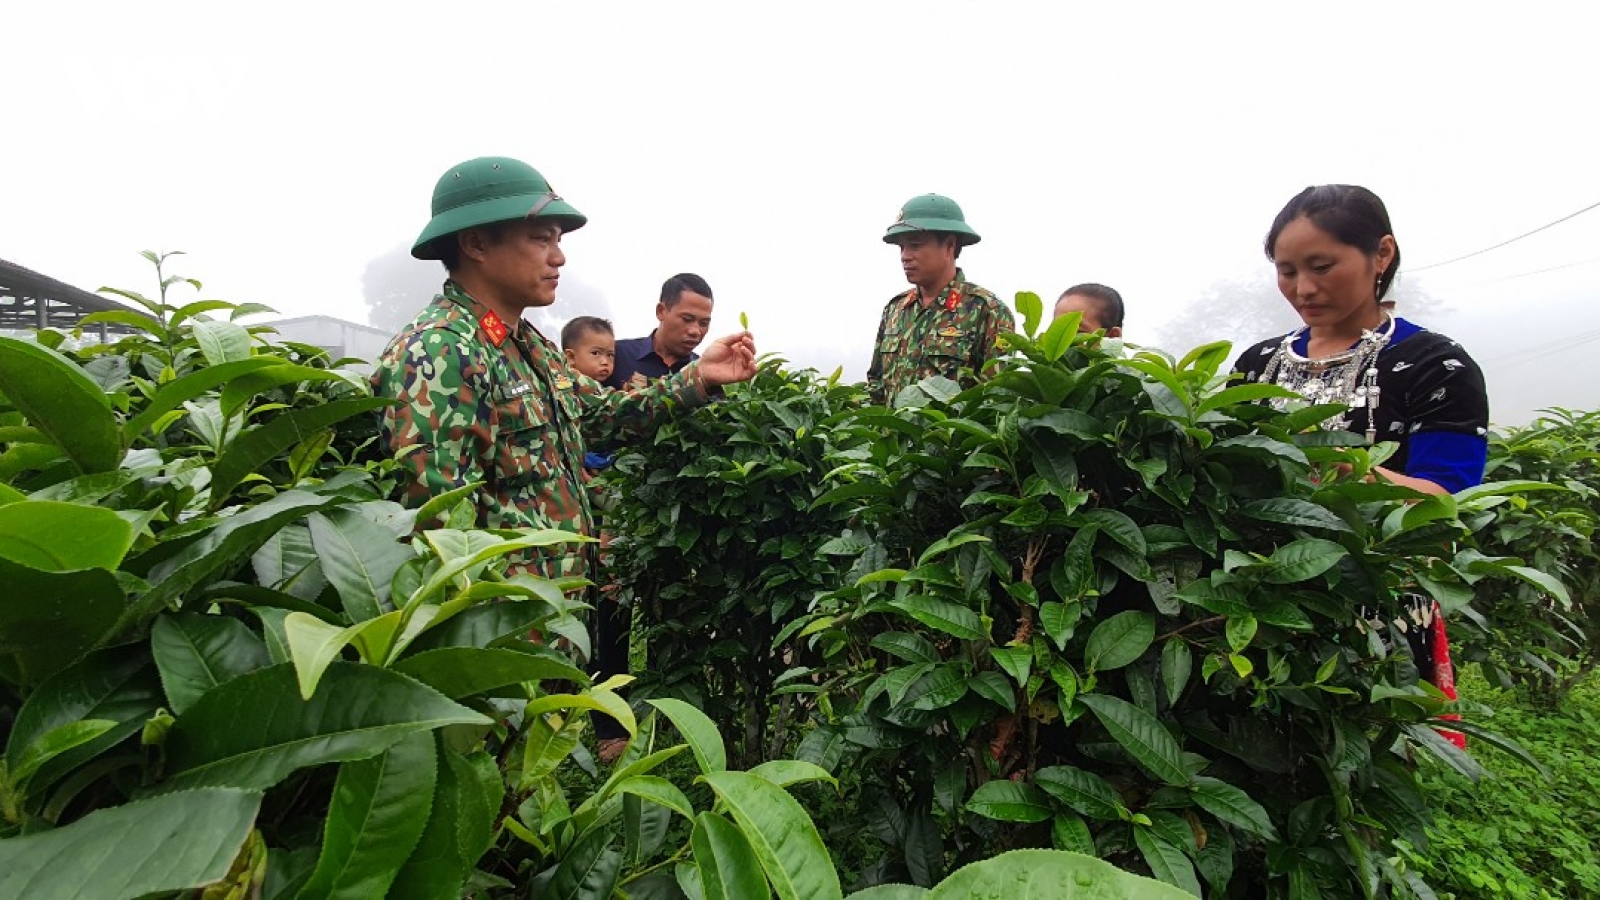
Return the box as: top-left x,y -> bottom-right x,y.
4,1 -> 1598,425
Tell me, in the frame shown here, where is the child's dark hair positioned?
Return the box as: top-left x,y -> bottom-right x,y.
561,316 -> 613,349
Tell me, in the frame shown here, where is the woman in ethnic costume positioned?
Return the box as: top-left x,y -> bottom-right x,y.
1233,185 -> 1488,745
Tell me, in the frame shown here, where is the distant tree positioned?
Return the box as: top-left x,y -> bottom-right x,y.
362,244 -> 439,333
361,243 -> 612,336
1156,272 -> 1441,359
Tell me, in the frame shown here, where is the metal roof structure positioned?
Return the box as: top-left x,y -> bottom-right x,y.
0,257 -> 156,334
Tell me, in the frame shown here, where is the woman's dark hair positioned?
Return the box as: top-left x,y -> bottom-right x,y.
1060,283 -> 1125,328
1265,185 -> 1402,300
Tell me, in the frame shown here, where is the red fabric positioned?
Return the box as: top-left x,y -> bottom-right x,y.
1429,607 -> 1466,749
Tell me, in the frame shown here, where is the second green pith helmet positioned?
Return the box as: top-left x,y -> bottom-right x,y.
412,156 -> 588,260
882,193 -> 982,246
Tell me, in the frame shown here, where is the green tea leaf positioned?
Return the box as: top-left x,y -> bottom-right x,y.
1085,611 -> 1155,672
702,770 -> 843,900
0,558 -> 127,687
308,508 -> 416,621
0,334 -> 122,474
1191,776 -> 1279,841
925,849 -> 1193,897
1015,291 -> 1044,338
163,662 -> 490,791
151,612 -> 271,715
1134,826 -> 1203,896
210,398 -> 394,507
1160,639 -> 1192,706
692,811 -> 769,900
192,319 -> 255,366
0,787 -> 262,900
5,647 -> 161,795
1078,693 -> 1189,786
965,780 -> 1052,823
1035,764 -> 1127,821
1264,538 -> 1348,584
648,697 -> 727,775
389,744 -> 501,900
1225,615 -> 1258,653
392,647 -> 586,699
888,595 -> 986,640
0,500 -> 133,572
297,731 -> 437,900
1241,498 -> 1352,533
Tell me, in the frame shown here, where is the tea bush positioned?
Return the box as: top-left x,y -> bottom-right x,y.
1448,409 -> 1600,703
615,295 -> 1571,898
603,362 -> 868,767
0,257 -> 1201,900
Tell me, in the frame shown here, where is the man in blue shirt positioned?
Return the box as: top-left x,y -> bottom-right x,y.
604,273 -> 715,389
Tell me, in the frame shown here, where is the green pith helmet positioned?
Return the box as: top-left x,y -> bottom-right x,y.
882,193 -> 981,246
411,156 -> 588,260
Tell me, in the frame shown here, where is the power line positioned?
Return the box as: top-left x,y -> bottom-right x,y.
1407,199 -> 1600,273
1483,326 -> 1600,369
1452,255 -> 1600,290
1478,255 -> 1600,286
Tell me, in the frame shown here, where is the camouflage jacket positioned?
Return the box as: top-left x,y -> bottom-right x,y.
371,281 -> 709,579
867,270 -> 1014,405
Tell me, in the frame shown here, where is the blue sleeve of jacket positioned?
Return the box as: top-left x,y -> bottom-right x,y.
1405,431 -> 1487,494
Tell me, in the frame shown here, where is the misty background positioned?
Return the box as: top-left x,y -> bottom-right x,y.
4,2 -> 1597,426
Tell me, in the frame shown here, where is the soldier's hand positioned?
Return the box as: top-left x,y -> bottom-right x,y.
696,331 -> 758,386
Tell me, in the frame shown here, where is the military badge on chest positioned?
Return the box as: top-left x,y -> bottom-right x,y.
496,380 -> 534,402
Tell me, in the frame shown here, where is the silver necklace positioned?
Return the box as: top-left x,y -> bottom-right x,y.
1256,313 -> 1395,443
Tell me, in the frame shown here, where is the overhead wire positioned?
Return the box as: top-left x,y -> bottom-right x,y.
1483,326 -> 1600,370
1406,198 -> 1600,272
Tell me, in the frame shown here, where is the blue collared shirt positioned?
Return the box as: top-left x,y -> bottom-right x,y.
603,332 -> 698,390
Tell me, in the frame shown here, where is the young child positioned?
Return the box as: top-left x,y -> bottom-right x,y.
561,316 -> 617,471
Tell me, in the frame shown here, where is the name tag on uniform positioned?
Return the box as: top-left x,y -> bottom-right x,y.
498,381 -> 534,402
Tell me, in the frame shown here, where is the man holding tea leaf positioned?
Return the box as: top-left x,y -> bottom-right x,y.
371,157 -> 756,581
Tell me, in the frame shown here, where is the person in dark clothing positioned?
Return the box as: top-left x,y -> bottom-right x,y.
1232,184 -> 1488,747
604,273 -> 714,390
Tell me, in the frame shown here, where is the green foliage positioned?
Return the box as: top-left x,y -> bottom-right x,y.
1400,671 -> 1600,899
11,253 -> 1180,900
2,255 -> 1595,899
1451,409 -> 1600,702
605,361 -> 869,765
775,308 -> 1543,897
844,848 -> 1195,898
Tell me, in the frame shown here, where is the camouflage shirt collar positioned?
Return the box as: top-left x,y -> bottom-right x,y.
441,280 -> 535,347
903,268 -> 970,311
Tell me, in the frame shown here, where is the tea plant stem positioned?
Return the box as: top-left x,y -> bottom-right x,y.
1156,616 -> 1227,642
621,846 -> 690,885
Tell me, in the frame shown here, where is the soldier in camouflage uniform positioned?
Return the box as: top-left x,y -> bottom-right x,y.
867,194 -> 1015,405
371,156 -> 757,580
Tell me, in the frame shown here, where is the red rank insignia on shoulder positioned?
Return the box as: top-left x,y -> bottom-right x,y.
946,288 -> 963,312
479,311 -> 509,347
